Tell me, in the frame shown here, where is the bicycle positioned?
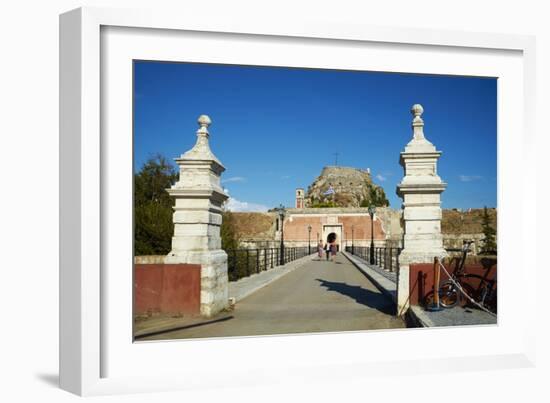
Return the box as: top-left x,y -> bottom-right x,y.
424,240 -> 497,314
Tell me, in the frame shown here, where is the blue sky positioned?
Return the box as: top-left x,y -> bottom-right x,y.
134,61 -> 497,211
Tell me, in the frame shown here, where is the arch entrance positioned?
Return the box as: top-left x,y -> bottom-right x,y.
322,225 -> 342,251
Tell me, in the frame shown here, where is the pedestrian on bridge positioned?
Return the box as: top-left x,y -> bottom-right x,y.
324,242 -> 331,261
330,242 -> 338,262
317,240 -> 324,259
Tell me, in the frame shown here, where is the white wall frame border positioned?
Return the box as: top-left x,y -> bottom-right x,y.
59,6 -> 537,396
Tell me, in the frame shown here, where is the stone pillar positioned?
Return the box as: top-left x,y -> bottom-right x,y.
396,104 -> 447,315
165,115 -> 229,317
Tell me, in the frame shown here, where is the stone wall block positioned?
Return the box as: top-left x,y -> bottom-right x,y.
172,210 -> 220,224
172,223 -> 222,237
403,207 -> 442,221
404,221 -> 441,234
173,198 -> 214,210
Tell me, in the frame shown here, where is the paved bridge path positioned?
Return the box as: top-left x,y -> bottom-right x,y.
140,254 -> 405,340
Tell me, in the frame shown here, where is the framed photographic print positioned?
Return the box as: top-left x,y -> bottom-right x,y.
60,6 -> 536,396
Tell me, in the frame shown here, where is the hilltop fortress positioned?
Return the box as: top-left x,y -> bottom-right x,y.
298,166 -> 389,208
229,163 -> 496,254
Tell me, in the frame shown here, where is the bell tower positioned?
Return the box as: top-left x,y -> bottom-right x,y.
295,188 -> 305,209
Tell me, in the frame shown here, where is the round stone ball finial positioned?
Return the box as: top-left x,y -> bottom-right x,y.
411,104 -> 424,117
197,114 -> 212,128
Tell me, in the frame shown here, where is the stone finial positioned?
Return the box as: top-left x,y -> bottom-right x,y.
411,103 -> 425,140
179,114 -> 223,166
197,114 -> 211,136
411,103 -> 424,118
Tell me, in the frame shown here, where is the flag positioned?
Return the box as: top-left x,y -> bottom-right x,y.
323,186 -> 335,196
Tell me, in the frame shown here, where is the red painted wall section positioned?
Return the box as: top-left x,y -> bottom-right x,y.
134,264 -> 201,315
408,258 -> 497,307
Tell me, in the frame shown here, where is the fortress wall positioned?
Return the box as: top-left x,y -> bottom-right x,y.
228,208 -> 496,253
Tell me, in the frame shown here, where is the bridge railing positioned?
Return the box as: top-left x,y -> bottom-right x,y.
225,246 -> 310,282
345,245 -> 403,274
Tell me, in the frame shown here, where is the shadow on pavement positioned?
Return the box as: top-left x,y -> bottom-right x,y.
134,315 -> 234,340
315,278 -> 395,315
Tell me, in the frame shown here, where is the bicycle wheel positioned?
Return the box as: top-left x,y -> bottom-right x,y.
458,282 -> 475,306
423,290 -> 435,307
485,292 -> 497,313
438,281 -> 459,308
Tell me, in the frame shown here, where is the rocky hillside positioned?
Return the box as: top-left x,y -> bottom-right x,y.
230,212 -> 275,240
305,166 -> 389,208
442,208 -> 497,234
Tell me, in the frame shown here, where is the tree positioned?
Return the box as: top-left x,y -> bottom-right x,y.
220,210 -> 241,250
220,208 -> 247,281
134,154 -> 178,255
360,185 -> 389,207
134,201 -> 174,255
480,206 -> 497,254
134,154 -> 177,205
309,200 -> 336,208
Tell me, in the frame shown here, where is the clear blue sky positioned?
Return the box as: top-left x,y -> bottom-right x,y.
134,61 -> 497,211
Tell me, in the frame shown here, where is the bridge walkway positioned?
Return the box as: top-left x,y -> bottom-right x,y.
139,253 -> 405,340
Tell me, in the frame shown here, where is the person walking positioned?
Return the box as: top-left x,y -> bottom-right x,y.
317,240 -> 324,260
330,241 -> 338,262
324,241 -> 331,261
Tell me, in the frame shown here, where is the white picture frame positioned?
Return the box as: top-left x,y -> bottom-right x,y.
60,6 -> 537,396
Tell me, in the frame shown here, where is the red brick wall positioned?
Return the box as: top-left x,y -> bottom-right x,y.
283,215 -> 385,241
284,216 -> 324,242
408,258 -> 497,307
338,216 -> 385,240
134,264 -> 201,315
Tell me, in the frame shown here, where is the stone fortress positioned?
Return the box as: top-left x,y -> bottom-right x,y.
301,165 -> 388,208
279,165 -> 395,250
231,172 -> 495,254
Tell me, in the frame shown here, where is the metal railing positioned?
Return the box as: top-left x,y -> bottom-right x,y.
345,246 -> 402,273
225,246 -> 310,282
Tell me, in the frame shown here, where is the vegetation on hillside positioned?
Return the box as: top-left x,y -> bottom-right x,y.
309,200 -> 337,208
359,185 -> 390,207
220,210 -> 241,250
441,208 -> 497,234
